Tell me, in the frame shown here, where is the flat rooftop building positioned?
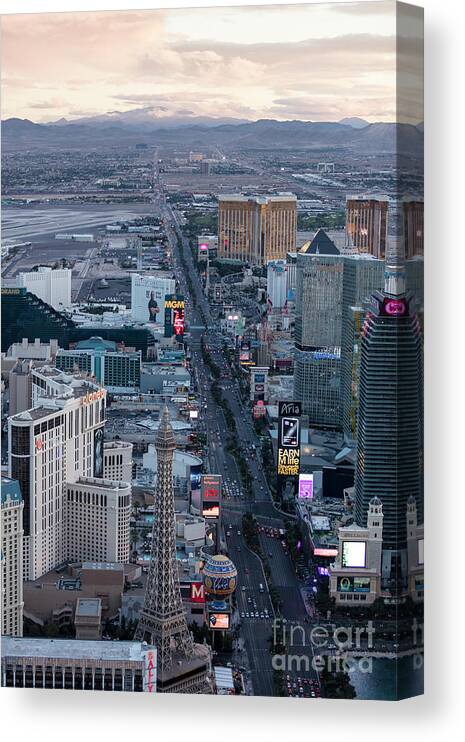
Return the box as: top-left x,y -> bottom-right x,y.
1,637 -> 156,692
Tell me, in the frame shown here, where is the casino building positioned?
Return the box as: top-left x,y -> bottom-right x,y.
55,337 -> 142,393
1,637 -> 156,692
330,200 -> 424,605
1,288 -> 155,358
8,368 -> 131,581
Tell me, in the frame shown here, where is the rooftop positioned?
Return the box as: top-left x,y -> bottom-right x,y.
75,598 -> 101,617
1,477 -> 23,506
1,637 -> 148,663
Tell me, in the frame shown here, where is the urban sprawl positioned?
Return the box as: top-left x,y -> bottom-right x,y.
1,140 -> 423,699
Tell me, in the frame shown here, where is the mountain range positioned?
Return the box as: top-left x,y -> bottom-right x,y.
1,114 -> 423,155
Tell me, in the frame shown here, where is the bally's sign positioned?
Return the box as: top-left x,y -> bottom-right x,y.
81,389 -> 105,405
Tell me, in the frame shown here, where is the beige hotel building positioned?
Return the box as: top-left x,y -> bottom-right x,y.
218,194 -> 297,266
8,368 -> 131,582
1,477 -> 24,637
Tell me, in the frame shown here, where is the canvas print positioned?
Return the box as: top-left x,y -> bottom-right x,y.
0,1 -> 424,700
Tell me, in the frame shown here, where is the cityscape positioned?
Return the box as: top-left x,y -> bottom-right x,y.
1,2 -> 423,700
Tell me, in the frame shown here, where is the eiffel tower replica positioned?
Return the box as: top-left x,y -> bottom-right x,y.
135,405 -> 211,693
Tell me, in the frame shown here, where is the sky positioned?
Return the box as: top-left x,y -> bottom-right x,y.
1,1 -> 423,124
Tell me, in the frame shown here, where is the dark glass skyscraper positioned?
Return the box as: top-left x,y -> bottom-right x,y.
354,291 -> 423,545
354,200 -> 423,595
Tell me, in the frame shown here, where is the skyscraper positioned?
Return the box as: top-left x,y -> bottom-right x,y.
218,194 -> 297,265
293,252 -> 343,428
340,255 -> 385,440
1,478 -> 24,637
135,407 -> 211,693
404,199 -> 424,258
345,196 -> 389,257
354,200 -> 423,596
8,369 -> 106,580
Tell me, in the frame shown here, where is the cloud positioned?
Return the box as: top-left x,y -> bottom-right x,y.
0,6 -> 418,123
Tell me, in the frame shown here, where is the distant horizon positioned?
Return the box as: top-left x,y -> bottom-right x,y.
3,110 -> 423,128
1,2 -> 423,125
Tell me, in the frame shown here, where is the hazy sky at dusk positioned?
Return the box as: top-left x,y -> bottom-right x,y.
1,2 -> 423,124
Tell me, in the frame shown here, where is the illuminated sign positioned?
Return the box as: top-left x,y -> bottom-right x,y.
173,305 -> 185,336
253,403 -> 266,419
250,367 -> 268,402
202,504 -> 220,519
278,401 -> 301,417
337,576 -> 371,594
81,389 -> 105,405
277,401 -> 301,483
165,299 -> 185,310
342,541 -> 367,568
208,613 -> 230,630
298,473 -> 314,499
281,416 -> 299,447
277,448 -> 300,477
418,538 -> 424,565
190,582 -> 206,604
143,647 -> 157,693
164,294 -> 185,338
313,548 -> 338,557
381,297 -> 408,317
201,474 -> 221,520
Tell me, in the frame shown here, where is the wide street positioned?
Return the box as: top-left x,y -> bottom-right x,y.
161,197 -> 322,696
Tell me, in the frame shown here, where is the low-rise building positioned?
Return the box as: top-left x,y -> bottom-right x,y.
1,637 -> 156,692
74,598 -> 102,640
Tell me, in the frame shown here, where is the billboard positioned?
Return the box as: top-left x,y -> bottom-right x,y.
418,538 -> 424,565
197,235 -> 218,260
190,582 -> 206,604
313,547 -> 338,557
239,339 -> 253,366
208,612 -> 230,630
164,294 -> 185,338
342,541 -> 367,568
93,427 -> 104,478
190,464 -> 202,511
277,401 -> 301,481
131,273 -> 176,326
298,473 -> 313,499
337,576 -> 371,594
201,474 -> 221,520
250,366 -> 268,402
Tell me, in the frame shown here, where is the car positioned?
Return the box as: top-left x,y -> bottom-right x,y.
242,585 -> 246,591
237,530 -> 241,536
240,612 -> 245,618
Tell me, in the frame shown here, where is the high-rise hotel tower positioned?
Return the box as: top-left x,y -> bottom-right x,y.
218,194 -> 296,266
